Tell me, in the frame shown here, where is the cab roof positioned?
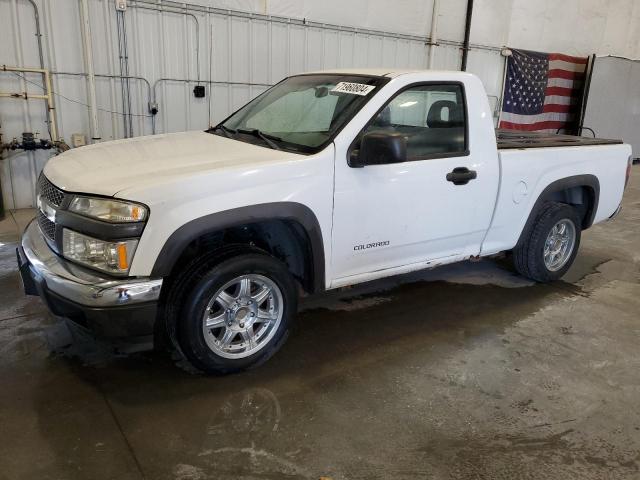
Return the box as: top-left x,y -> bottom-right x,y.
301,68 -> 471,79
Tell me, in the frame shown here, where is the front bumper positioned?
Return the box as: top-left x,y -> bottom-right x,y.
18,220 -> 162,338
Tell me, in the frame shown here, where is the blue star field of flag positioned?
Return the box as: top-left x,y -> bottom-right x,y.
503,50 -> 549,115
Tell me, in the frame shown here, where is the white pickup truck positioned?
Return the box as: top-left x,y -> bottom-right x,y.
18,69 -> 632,374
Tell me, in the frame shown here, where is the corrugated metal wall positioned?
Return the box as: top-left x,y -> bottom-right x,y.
0,0 -> 504,209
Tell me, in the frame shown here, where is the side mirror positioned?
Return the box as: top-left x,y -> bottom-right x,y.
349,131 -> 407,168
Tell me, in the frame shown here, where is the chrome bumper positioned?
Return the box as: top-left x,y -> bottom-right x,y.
21,220 -> 162,308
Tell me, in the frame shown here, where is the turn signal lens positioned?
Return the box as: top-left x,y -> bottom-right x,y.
69,196 -> 148,223
117,243 -> 129,270
62,229 -> 138,275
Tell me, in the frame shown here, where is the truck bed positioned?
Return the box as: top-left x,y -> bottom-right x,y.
496,129 -> 623,150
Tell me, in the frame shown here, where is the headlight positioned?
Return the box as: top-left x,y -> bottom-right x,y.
69,196 -> 147,222
62,229 -> 138,275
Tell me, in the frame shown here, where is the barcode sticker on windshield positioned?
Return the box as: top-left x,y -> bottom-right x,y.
331,82 -> 376,96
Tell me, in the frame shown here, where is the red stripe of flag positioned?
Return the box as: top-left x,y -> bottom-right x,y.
548,69 -> 584,80
542,104 -> 574,113
548,53 -> 589,64
545,86 -> 576,96
499,120 -> 570,131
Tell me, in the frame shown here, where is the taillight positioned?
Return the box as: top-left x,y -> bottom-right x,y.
625,155 -> 632,189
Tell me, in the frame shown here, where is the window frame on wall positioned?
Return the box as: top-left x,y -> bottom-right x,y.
348,81 -> 471,165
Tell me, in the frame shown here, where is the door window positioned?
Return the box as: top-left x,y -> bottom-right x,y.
362,84 -> 467,160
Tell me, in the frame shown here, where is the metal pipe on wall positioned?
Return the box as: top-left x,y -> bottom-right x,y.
0,93 -> 49,99
428,0 -> 439,69
1,0 -> 61,140
0,62 -> 64,210
22,0 -> 54,138
1,65 -> 59,142
129,0 -> 502,53
460,0 -> 474,71
52,71 -> 152,107
116,8 -> 134,138
79,0 -> 101,143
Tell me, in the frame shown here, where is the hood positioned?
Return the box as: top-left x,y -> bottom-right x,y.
43,131 -> 302,197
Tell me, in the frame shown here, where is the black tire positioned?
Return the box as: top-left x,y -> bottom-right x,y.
513,202 -> 582,282
165,248 -> 297,374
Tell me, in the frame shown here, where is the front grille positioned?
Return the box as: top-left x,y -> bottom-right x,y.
37,210 -> 56,242
37,174 -> 65,207
36,174 -> 65,245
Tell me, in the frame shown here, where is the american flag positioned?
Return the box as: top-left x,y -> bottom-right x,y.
498,49 -> 588,133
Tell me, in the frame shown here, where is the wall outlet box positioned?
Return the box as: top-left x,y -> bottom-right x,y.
115,0 -> 127,11
71,133 -> 86,148
193,85 -> 206,98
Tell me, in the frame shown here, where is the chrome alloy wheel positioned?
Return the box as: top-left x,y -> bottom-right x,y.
202,274 -> 284,359
543,219 -> 576,272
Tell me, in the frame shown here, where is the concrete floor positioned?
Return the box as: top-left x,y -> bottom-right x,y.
0,170 -> 639,480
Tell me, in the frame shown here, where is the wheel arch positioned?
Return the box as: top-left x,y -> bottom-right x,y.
515,174 -> 600,248
151,202 -> 325,293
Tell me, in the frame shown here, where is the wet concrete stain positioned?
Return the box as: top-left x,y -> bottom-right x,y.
0,172 -> 639,479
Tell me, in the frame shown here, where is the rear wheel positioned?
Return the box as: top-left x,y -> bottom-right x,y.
513,202 -> 581,282
167,250 -> 297,374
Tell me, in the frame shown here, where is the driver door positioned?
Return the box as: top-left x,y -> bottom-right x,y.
330,82 -> 495,285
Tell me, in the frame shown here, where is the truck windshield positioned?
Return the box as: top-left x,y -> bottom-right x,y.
209,74 -> 388,154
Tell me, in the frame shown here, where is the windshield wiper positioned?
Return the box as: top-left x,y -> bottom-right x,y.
237,128 -> 282,150
210,124 -> 237,138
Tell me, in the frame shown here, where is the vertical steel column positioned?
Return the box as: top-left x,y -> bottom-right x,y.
428,0 -> 440,69
460,0 -> 474,71
79,0 -> 101,142
103,0 -> 119,138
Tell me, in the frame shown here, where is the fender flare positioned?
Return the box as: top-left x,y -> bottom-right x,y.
515,174 -> 600,248
151,202 -> 325,292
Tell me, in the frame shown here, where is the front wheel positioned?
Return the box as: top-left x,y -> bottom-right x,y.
172,252 -> 298,374
513,202 -> 582,282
